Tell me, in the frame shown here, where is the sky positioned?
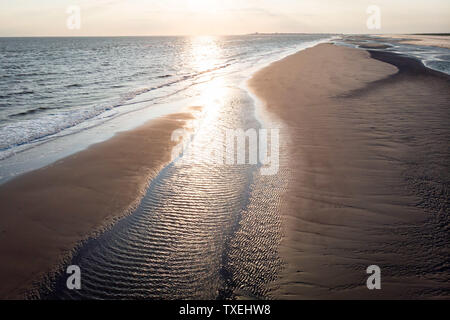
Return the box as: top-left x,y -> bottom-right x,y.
0,0 -> 449,36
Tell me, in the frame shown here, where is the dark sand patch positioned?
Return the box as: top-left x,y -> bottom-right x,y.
359,43 -> 392,49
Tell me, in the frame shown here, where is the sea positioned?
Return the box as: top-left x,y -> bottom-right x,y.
0,34 -> 334,182
1,35 -> 449,183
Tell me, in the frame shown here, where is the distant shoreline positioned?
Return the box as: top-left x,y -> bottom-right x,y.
1,32 -> 448,38
373,34 -> 450,48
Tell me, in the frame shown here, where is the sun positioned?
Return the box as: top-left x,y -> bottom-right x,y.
187,0 -> 221,13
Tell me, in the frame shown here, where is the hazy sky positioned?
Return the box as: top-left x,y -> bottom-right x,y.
0,0 -> 449,36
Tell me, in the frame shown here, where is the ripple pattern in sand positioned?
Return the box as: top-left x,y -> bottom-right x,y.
44,85 -> 286,300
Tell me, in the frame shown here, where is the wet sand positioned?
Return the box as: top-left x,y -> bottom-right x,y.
358,43 -> 392,49
343,35 -> 393,49
0,110 -> 198,299
249,43 -> 449,299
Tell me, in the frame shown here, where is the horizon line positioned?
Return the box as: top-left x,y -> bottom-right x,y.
1,32 -> 449,38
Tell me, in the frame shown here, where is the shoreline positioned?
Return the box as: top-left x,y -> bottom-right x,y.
373,34 -> 450,49
249,43 -> 449,298
0,37 -> 335,187
0,109 -> 200,299
0,38 -> 330,300
1,40 -> 448,299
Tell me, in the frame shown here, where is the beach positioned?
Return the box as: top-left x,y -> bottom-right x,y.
0,40 -> 449,300
0,110 -> 199,299
249,43 -> 449,298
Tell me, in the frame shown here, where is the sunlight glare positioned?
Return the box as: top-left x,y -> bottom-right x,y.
187,36 -> 228,115
189,36 -> 222,73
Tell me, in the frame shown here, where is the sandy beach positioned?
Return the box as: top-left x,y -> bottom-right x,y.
249,43 -> 449,299
0,40 -> 448,300
0,110 -> 199,299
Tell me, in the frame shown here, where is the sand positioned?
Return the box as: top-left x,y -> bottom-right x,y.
249,43 -> 450,299
1,41 -> 449,300
375,34 -> 450,49
0,110 -> 199,299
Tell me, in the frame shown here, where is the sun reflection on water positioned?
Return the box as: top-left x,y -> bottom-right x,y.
187,36 -> 229,117
188,36 -> 223,73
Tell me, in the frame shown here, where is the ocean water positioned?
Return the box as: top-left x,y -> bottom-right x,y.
0,35 -> 333,182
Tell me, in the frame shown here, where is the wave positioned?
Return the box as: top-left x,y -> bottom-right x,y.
0,35 -> 335,163
0,61 -> 233,156
65,83 -> 83,88
9,107 -> 53,118
1,90 -> 35,97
